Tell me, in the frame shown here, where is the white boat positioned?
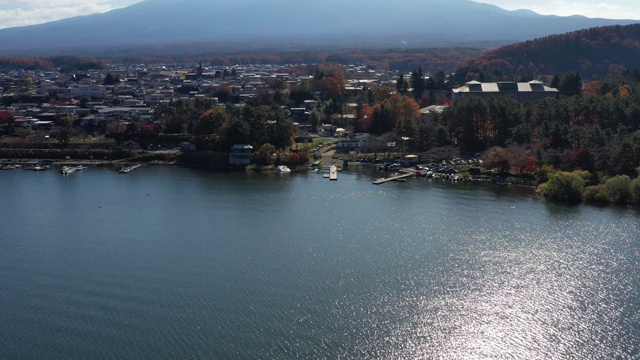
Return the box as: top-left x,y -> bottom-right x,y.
275,165 -> 291,173
61,166 -> 76,175
75,165 -> 87,171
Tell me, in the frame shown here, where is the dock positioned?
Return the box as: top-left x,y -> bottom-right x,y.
329,165 -> 338,181
119,164 -> 142,173
372,171 -> 414,185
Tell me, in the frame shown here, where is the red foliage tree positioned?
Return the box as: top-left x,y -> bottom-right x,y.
289,151 -> 301,164
511,155 -> 538,174
0,110 -> 13,126
484,146 -> 513,172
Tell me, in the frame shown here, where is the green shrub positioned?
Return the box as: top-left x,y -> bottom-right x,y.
539,171 -> 586,204
584,185 -> 611,205
604,175 -> 632,205
631,177 -> 640,205
535,164 -> 554,184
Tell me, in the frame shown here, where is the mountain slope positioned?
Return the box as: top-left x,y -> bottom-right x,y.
0,0 -> 637,54
455,24 -> 640,81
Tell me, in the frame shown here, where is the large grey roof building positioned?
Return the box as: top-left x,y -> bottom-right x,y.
452,80 -> 558,102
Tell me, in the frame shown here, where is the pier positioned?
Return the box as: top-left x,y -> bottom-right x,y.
372,171 -> 414,185
119,164 -> 142,173
329,165 -> 338,180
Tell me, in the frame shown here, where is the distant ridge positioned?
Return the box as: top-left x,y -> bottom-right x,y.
0,0 -> 637,55
455,24 -> 640,80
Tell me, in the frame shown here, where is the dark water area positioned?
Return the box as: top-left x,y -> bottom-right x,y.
1,166 -> 639,359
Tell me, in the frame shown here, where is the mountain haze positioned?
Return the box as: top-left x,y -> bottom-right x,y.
0,0 -> 637,55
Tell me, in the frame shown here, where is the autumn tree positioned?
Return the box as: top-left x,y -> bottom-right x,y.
194,107 -> 228,150
322,77 -> 342,101
369,86 -> 397,104
382,94 -> 420,126
355,104 -> 373,133
510,150 -> 538,174
0,110 -> 15,134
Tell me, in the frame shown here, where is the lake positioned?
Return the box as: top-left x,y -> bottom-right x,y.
1,166 -> 639,359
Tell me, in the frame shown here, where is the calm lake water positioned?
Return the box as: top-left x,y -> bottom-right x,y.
1,166 -> 639,359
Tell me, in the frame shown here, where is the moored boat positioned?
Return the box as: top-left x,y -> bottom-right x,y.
61,166 -> 76,175
30,165 -> 51,171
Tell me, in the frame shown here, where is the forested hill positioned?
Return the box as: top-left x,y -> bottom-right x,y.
455,24 -> 640,82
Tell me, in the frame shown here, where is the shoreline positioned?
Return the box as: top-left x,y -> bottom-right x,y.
0,156 -> 535,184
4,156 -> 638,209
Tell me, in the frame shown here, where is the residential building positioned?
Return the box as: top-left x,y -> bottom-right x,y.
229,144 -> 253,166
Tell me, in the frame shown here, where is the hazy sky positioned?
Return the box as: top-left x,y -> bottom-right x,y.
477,0 -> 640,20
0,0 -> 637,29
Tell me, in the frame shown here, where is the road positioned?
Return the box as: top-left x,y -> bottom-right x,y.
322,150 -> 335,167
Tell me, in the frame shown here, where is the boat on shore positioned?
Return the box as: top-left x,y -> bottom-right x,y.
119,164 -> 142,174
28,165 -> 50,171
61,166 -> 76,175
275,165 -> 291,173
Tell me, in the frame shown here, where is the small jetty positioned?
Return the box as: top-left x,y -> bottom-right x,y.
372,171 -> 414,185
119,164 -> 142,174
329,165 -> 338,181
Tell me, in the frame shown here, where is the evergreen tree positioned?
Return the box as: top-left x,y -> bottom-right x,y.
396,74 -> 406,93
560,72 -> 582,97
103,73 -> 117,86
550,74 -> 561,89
433,69 -> 447,90
411,67 -> 425,99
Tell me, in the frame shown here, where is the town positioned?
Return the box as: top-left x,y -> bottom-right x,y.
0,56 -> 639,206
0,60 -> 558,165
